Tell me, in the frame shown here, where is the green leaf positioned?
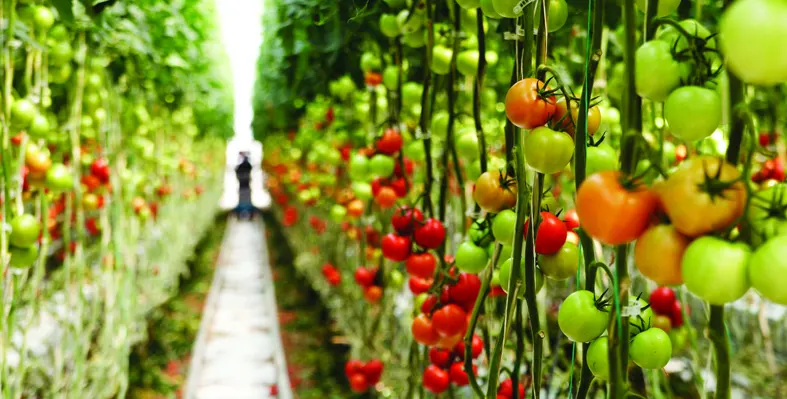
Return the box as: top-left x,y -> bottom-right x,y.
52,0 -> 74,23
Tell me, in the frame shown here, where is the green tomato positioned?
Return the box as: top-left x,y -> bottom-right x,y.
492,0 -> 520,18
330,204 -> 347,222
538,242 -> 578,280
389,270 -> 405,289
431,45 -> 453,75
485,52 -> 499,67
720,0 -> 787,86
629,297 -> 655,333
402,82 -> 423,105
352,182 -> 373,200
466,160 -> 482,181
431,110 -> 450,138
630,328 -> 672,369
498,257 -> 544,297
457,51 -> 479,77
488,244 -> 513,266
360,52 -> 382,72
635,41 -> 681,102
369,154 -> 396,178
404,141 -> 426,162
46,163 -> 73,192
491,270 -> 501,286
480,0 -> 502,19
33,6 -> 55,30
456,0 -> 481,8
607,63 -> 626,103
49,41 -> 73,66
383,66 -> 399,90
669,327 -> 689,351
558,290 -> 610,342
403,29 -> 427,48
636,0 -> 681,16
662,141 -> 676,166
29,113 -> 50,137
414,293 -> 429,310
547,0 -> 569,32
587,336 -> 610,380
348,153 -> 370,181
10,214 -> 41,248
585,144 -> 618,177
380,13 -> 401,38
682,236 -> 751,305
455,241 -> 490,273
748,185 -> 787,245
749,235 -> 787,304
540,192 -> 560,213
397,9 -> 424,34
9,245 -> 38,268
11,99 -> 36,127
456,131 -> 479,160
384,0 -> 407,7
492,209 -> 517,245
664,86 -> 721,141
525,127 -> 574,175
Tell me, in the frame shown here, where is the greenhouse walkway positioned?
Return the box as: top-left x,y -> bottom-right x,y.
183,218 -> 292,399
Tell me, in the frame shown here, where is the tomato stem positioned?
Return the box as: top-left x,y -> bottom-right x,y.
464,244 -> 500,398
420,0 -> 435,217
708,305 -> 731,399
473,9 -> 487,177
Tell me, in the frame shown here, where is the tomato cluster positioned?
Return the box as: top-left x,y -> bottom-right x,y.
354,266 -> 384,303
344,359 -> 384,393
421,335 -> 483,393
322,263 -> 342,286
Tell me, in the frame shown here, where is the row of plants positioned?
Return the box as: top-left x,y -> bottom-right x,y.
256,0 -> 786,397
0,0 -> 231,397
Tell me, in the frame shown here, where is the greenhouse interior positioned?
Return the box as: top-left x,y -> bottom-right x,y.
0,0 -> 784,398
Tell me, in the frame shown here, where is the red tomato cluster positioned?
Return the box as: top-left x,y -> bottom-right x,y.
282,206 -> 299,227
344,359 -> 384,393
382,206 -> 446,274
496,378 -> 526,399
752,157 -> 785,183
421,334 -> 483,393
308,215 -> 327,235
649,287 -> 687,332
354,266 -> 383,303
321,263 -> 341,286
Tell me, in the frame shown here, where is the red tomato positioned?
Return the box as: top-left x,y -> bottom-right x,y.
345,360 -> 365,378
670,300 -> 686,327
391,206 -> 424,235
453,335 -> 484,359
435,333 -> 463,350
409,276 -> 432,294
349,373 -> 368,393
529,211 -> 568,255
390,177 -> 408,197
432,304 -> 468,337
406,252 -> 437,279
376,129 -> 403,155
428,347 -> 453,368
759,132 -> 771,147
354,267 -> 376,287
365,71 -> 383,86
448,273 -> 481,305
394,158 -> 415,177
90,158 -> 110,183
505,78 -> 556,129
362,359 -> 384,384
365,226 -> 381,247
649,287 -> 676,315
564,209 -> 580,230
423,365 -> 450,394
449,362 -> 476,386
498,378 -> 525,397
576,171 -> 658,245
82,174 -> 101,192
414,218 -> 446,249
420,294 -> 438,314
412,314 -> 440,345
364,286 -> 383,303
371,178 -> 383,197
381,233 -> 411,261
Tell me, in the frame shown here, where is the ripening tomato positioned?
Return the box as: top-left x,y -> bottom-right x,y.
364,286 -> 383,303
525,127 -> 574,175
576,171 -> 658,245
630,328 -> 672,369
634,225 -> 689,286
558,290 -> 609,342
652,315 -> 672,332
375,186 -> 398,208
551,97 -> 601,137
681,236 -> 751,305
412,314 -> 440,345
656,156 -> 747,237
347,199 -> 365,218
505,78 -> 555,129
423,365 -> 450,394
473,171 -> 517,213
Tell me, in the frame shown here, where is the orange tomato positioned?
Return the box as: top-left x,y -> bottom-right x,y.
634,224 -> 689,285
576,171 -> 658,245
412,314 -> 440,346
364,286 -> 383,303
551,97 -> 601,137
375,186 -> 398,209
347,199 -> 365,218
473,171 -> 517,213
505,78 -> 556,129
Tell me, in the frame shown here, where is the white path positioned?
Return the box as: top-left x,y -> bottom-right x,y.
184,219 -> 292,399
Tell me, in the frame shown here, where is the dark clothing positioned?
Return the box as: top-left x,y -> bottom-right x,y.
235,157 -> 255,220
